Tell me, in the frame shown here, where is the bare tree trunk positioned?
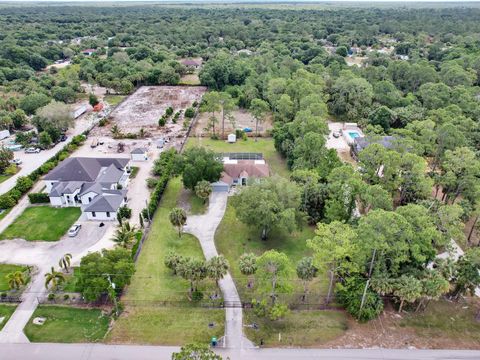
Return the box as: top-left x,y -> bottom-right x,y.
326,270 -> 334,304
468,215 -> 479,245
398,300 -> 404,313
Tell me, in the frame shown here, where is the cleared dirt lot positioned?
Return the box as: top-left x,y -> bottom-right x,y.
92,86 -> 206,138
192,108 -> 273,138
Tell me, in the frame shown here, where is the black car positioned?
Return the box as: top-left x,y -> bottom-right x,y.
60,135 -> 68,142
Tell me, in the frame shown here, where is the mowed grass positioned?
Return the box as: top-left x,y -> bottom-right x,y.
188,192 -> 208,215
0,304 -> 16,330
0,264 -> 28,292
400,300 -> 480,344
185,137 -> 289,178
244,309 -> 347,347
0,206 -> 81,241
104,95 -> 126,106
108,177 -> 224,344
215,202 -> 324,301
24,306 -> 109,343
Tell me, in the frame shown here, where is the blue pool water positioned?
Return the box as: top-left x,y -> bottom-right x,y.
348,131 -> 360,139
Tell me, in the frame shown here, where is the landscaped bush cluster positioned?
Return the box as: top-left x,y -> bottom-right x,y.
0,134 -> 86,210
142,148 -> 177,219
28,192 -> 50,203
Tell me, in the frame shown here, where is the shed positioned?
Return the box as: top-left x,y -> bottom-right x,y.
0,130 -> 10,140
227,133 -> 236,143
130,148 -> 148,162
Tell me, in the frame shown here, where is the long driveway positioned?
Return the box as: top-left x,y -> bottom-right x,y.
1,343 -> 480,360
0,222 -> 115,343
184,192 -> 253,349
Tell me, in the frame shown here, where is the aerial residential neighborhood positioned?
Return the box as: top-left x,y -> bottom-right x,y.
0,2 -> 480,360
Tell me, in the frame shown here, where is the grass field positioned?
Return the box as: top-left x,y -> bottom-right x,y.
0,206 -> 81,241
244,309 -> 347,347
108,177 -> 224,344
24,306 -> 110,343
185,137 -> 289,178
0,264 -> 28,292
104,95 -> 126,106
61,267 -> 81,292
188,192 -> 208,215
0,304 -> 16,330
400,300 -> 480,344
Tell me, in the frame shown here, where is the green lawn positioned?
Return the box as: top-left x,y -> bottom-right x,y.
24,306 -> 109,343
104,95 -> 126,106
0,206 -> 81,241
0,174 -> 12,184
109,177 -> 224,344
0,264 -> 29,292
244,309 -> 347,347
185,137 -> 289,178
0,304 -> 16,330
187,191 -> 208,215
0,208 -> 11,222
61,267 -> 81,292
129,166 -> 140,179
400,300 -> 480,344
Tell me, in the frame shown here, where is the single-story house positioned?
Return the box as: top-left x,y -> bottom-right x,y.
130,148 -> 148,162
82,49 -> 96,56
212,153 -> 270,192
180,58 -> 202,70
351,136 -> 396,160
45,157 -> 130,221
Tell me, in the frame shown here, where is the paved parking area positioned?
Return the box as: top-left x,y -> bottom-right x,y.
326,122 -> 350,151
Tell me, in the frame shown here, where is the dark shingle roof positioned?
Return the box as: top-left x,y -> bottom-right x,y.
45,157 -> 129,182
131,148 -> 147,154
84,194 -> 124,212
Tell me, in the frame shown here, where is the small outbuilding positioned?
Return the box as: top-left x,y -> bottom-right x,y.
130,148 -> 148,162
227,133 -> 236,143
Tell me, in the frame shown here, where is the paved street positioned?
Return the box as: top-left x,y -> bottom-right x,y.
1,343 -> 480,360
184,192 -> 253,349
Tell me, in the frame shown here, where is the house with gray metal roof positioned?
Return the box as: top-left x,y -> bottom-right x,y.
45,157 -> 130,221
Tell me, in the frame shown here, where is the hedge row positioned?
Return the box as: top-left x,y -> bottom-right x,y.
0,134 -> 87,210
142,148 -> 177,220
28,192 -> 50,203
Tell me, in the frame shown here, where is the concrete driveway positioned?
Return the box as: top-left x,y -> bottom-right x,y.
0,221 -> 115,343
184,192 -> 253,349
326,122 -> 350,151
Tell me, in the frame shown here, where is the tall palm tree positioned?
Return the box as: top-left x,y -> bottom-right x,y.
44,267 -> 65,291
239,253 -> 257,288
111,222 -> 137,248
59,253 -> 72,273
206,255 -> 229,286
169,208 -> 187,237
6,271 -> 25,290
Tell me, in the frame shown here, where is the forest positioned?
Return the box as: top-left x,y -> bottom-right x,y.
0,3 -> 479,323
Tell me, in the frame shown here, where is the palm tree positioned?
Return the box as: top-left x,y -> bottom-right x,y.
239,253 -> 257,288
195,180 -> 212,204
44,267 -> 65,291
112,222 -> 137,248
169,208 -> 187,237
6,271 -> 25,290
206,255 -> 229,287
59,253 -> 72,273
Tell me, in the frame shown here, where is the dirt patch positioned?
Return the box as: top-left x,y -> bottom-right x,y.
192,108 -> 273,138
180,74 -> 201,85
91,86 -> 206,139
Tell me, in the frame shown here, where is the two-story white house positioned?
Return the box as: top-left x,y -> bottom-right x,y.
45,157 -> 130,221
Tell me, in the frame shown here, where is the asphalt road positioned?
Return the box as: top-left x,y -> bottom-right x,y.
1,344 -> 480,360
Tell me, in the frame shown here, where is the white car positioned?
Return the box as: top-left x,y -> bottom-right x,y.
25,147 -> 40,154
10,159 -> 22,165
68,224 -> 82,237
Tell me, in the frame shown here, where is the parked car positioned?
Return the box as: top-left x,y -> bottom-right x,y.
243,127 -> 252,133
25,147 -> 40,153
332,131 -> 341,138
68,224 -> 82,237
10,159 -> 22,165
60,134 -> 68,142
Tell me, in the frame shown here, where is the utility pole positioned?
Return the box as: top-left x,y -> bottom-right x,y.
360,249 -> 376,313
106,274 -> 119,317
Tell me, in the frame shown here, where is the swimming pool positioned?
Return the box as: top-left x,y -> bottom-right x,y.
348,131 -> 361,139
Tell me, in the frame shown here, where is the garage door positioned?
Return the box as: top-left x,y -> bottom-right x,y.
212,182 -> 229,192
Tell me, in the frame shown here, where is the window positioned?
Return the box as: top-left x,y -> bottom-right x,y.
92,212 -> 96,218
88,197 -> 92,203
106,212 -> 110,218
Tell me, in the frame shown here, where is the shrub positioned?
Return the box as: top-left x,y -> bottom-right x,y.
58,151 -> 69,161
63,294 -> 70,301
185,107 -> 195,118
28,193 -> 50,204
165,106 -> 174,116
192,101 -> 198,107
4,164 -> 17,176
129,166 -> 139,179
40,161 -> 56,174
98,118 -> 108,127
158,117 -> 166,127
118,206 -> 132,219
146,177 -> 158,189
0,195 -> 16,209
191,290 -> 204,302
8,189 -> 22,202
66,144 -> 78,152
15,176 -> 33,193
48,293 -> 55,301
